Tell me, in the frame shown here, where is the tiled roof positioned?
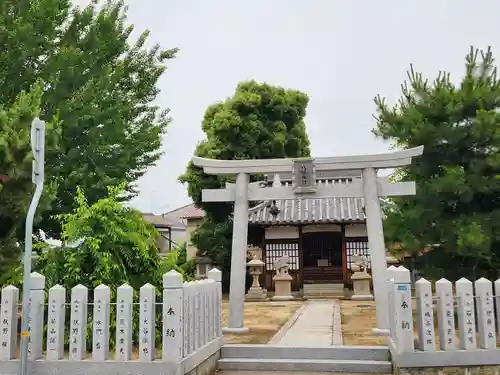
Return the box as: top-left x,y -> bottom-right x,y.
248,179 -> 366,224
179,205 -> 205,219
143,213 -> 171,227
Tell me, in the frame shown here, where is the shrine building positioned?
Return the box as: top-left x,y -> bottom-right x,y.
246,170 -> 370,297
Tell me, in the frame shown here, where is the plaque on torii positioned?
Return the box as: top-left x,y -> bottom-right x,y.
192,146 -> 424,335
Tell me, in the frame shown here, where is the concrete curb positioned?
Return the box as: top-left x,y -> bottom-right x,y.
332,299 -> 343,345
267,300 -> 310,345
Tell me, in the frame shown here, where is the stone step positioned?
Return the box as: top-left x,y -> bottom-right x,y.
221,344 -> 390,361
217,358 -> 392,373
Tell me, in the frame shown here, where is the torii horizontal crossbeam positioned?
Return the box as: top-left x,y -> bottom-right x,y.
192,146 -> 424,175
202,178 -> 416,202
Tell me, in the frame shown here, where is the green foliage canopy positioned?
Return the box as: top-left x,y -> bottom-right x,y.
0,0 -> 177,236
0,83 -> 60,283
373,47 -> 500,280
180,81 -> 311,274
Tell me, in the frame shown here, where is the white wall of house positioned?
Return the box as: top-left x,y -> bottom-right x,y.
345,224 -> 367,237
265,226 -> 298,239
264,223 -> 367,238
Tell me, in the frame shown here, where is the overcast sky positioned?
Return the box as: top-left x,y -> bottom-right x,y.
74,0 -> 500,214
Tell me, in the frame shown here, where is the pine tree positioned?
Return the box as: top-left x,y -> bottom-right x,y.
374,47 -> 500,280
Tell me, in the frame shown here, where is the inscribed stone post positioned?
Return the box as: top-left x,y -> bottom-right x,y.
139,283 -> 156,362
435,278 -> 455,350
28,272 -> 45,360
163,270 -> 183,362
392,266 -> 414,352
0,285 -> 19,360
116,284 -> 133,361
70,284 -> 88,360
208,268 -> 222,337
456,278 -> 476,350
474,278 -> 496,349
415,278 -> 435,351
194,282 -> 201,350
47,285 -> 66,360
92,284 -> 110,361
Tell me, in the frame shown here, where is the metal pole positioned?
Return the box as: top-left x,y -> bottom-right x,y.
20,118 -> 45,375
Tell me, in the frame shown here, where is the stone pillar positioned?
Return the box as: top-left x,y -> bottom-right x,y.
139,283 -> 156,361
163,270 -> 183,362
47,285 -> 65,360
92,284 -> 110,361
69,284 -> 88,360
208,268 -> 222,339
116,284 -> 133,361
361,167 -> 389,335
224,172 -> 250,334
0,285 -> 19,360
28,272 -> 45,360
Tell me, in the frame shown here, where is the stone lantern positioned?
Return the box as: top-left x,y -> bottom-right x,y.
245,255 -> 267,301
350,255 -> 374,301
195,256 -> 212,280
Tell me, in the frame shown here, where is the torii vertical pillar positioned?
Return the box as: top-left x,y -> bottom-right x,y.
362,167 -> 389,335
223,172 -> 250,334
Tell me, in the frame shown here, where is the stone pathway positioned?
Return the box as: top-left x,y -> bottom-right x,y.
271,300 -> 343,346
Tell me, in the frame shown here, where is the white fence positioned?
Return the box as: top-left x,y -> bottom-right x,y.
387,265 -> 500,368
0,268 -> 223,375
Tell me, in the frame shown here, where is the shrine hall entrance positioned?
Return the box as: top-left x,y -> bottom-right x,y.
303,231 -> 343,284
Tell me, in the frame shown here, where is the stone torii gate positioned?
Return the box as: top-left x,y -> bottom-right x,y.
192,146 -> 423,334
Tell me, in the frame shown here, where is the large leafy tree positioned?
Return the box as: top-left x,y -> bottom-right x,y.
374,47 -> 500,280
0,0 -> 177,236
179,81 -> 311,278
8,184 -> 185,348
0,83 -> 59,283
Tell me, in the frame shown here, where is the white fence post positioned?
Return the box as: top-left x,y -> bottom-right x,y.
436,278 -> 455,350
474,278 -> 496,349
392,266 -> 414,352
163,270 -> 183,362
208,268 -> 222,338
0,285 -> 19,360
28,272 -> 45,360
47,284 -> 65,360
92,284 -> 111,361
415,278 -> 435,351
70,284 -> 88,360
116,283 -> 133,361
456,278 -> 476,350
139,283 -> 156,362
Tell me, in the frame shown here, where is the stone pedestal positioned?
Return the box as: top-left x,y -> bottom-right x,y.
351,271 -> 374,300
246,286 -> 267,301
272,273 -> 293,301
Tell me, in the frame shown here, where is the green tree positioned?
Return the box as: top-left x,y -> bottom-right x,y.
0,82 -> 59,283
179,81 -> 311,277
8,184 -> 184,348
0,0 -> 177,236
374,46 -> 500,280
